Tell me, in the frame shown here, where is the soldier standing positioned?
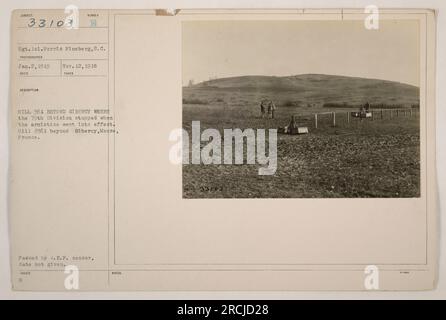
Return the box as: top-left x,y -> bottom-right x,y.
364,101 -> 370,112
267,100 -> 277,119
260,100 -> 266,118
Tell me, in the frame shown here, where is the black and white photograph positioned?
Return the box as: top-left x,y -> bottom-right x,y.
182,20 -> 421,198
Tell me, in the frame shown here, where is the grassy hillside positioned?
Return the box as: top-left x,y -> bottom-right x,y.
183,74 -> 419,108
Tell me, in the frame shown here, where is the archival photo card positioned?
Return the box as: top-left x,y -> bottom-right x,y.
8,8 -> 437,291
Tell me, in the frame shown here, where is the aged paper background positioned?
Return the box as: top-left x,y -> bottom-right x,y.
1,0 -> 445,298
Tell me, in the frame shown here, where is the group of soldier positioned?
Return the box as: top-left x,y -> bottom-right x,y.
259,99 -> 277,119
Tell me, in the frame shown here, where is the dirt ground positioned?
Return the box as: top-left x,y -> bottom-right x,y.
182,102 -> 420,199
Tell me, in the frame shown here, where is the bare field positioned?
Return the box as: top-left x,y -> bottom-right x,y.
182,75 -> 420,198
182,103 -> 420,198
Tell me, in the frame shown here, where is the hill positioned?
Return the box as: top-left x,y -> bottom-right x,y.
183,74 -> 419,107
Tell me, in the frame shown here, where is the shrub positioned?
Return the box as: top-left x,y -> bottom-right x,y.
182,98 -> 207,105
281,100 -> 302,107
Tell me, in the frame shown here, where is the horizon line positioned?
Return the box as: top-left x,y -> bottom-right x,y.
184,73 -> 420,88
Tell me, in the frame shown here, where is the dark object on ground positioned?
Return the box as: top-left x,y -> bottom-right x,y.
279,115 -> 309,134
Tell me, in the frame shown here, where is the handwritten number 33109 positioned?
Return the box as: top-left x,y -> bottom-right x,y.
27,18 -> 73,28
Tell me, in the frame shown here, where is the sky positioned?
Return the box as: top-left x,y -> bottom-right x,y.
182,19 -> 420,87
